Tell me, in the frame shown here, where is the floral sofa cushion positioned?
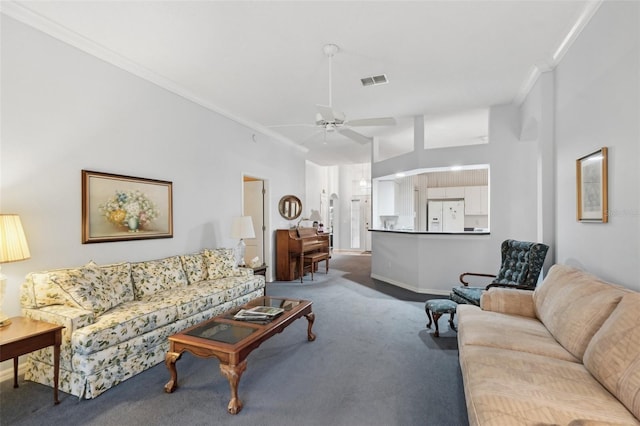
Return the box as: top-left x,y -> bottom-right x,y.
49,264 -> 117,316
130,255 -> 188,299
203,248 -> 239,279
179,252 -> 208,284
94,261 -> 135,305
71,299 -> 178,355
139,284 -> 227,320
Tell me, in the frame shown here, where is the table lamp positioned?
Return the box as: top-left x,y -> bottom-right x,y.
0,214 -> 31,327
231,216 -> 255,266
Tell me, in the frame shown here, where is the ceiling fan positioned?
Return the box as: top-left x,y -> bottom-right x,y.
273,44 -> 396,145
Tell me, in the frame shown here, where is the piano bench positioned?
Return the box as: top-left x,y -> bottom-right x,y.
303,252 -> 330,281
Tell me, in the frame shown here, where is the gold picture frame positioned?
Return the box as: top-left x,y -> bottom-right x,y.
576,147 -> 608,223
82,170 -> 173,243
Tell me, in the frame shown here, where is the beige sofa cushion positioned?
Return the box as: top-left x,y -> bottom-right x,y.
584,293 -> 640,419
533,264 -> 628,360
457,304 -> 579,363
460,345 -> 640,426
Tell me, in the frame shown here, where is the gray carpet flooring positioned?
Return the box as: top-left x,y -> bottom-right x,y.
0,252 -> 468,426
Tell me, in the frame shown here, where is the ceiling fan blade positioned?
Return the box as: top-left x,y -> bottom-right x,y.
346,117 -> 397,127
268,123 -> 317,128
338,128 -> 372,145
301,129 -> 325,144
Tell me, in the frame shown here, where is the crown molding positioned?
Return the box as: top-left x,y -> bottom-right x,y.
0,1 -> 307,153
513,0 -> 604,105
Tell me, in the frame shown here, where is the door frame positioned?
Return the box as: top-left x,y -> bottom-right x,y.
242,175 -> 270,281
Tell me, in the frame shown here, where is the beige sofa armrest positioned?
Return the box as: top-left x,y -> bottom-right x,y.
480,287 -> 536,318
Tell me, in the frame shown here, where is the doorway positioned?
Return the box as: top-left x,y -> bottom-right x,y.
243,176 -> 267,269
350,195 -> 371,251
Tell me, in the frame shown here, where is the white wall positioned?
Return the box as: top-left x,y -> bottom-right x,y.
304,160 -> 326,226
0,15 -> 307,325
554,0 -> 640,290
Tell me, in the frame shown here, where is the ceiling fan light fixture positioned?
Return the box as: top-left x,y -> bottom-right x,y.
361,74 -> 389,87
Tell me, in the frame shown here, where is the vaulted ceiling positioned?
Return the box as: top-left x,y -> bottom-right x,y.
4,1 -> 599,165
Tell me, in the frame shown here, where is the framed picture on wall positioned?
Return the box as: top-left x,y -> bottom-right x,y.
576,147 -> 608,223
82,170 -> 173,243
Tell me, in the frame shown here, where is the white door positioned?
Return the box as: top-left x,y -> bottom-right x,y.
350,196 -> 371,251
244,180 -> 264,265
350,199 -> 361,249
362,195 -> 371,252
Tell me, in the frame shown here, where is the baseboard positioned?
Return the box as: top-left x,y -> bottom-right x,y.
370,273 -> 450,296
0,359 -> 27,382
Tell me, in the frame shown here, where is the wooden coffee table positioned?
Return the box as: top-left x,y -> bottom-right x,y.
164,296 -> 315,414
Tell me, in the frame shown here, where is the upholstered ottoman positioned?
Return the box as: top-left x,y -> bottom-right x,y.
424,299 -> 457,337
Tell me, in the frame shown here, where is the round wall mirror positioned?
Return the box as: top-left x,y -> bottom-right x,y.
278,195 -> 302,220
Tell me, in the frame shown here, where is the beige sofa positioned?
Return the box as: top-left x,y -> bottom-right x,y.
457,264 -> 640,425
20,248 -> 265,399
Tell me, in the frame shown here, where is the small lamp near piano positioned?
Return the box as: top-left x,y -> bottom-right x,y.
0,214 -> 31,327
309,210 -> 322,229
231,216 -> 255,267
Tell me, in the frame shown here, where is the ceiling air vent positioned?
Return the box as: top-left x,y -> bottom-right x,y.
360,74 -> 389,87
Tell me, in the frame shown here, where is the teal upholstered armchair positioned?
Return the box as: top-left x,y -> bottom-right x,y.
450,239 -> 549,306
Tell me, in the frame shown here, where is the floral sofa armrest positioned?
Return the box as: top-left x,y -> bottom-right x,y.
480,287 -> 536,318
237,267 -> 254,277
23,305 -> 95,341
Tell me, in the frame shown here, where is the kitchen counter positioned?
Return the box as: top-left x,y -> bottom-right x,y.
370,230 -> 496,295
370,229 -> 490,235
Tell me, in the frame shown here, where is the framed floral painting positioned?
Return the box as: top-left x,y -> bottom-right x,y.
82,170 -> 173,243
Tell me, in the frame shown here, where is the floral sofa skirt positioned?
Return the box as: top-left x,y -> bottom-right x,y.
20,249 -> 265,399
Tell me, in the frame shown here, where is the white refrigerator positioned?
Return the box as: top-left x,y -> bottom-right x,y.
428,200 -> 465,232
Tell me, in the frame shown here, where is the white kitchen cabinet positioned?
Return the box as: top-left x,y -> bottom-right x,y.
427,186 -> 465,200
378,180 -> 396,215
426,187 -> 446,199
464,186 -> 489,215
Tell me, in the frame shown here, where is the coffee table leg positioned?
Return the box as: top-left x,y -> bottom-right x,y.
164,351 -> 182,393
305,312 -> 316,341
220,360 -> 247,414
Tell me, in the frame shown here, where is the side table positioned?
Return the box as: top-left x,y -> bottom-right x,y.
0,316 -> 65,404
250,264 -> 267,276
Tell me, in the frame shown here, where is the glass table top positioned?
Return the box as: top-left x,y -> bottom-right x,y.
185,297 -> 304,344
246,297 -> 302,310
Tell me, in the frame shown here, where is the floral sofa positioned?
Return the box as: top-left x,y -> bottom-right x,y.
19,248 -> 265,399
457,264 -> 640,425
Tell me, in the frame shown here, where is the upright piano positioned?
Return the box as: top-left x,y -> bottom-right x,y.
276,228 -> 330,281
